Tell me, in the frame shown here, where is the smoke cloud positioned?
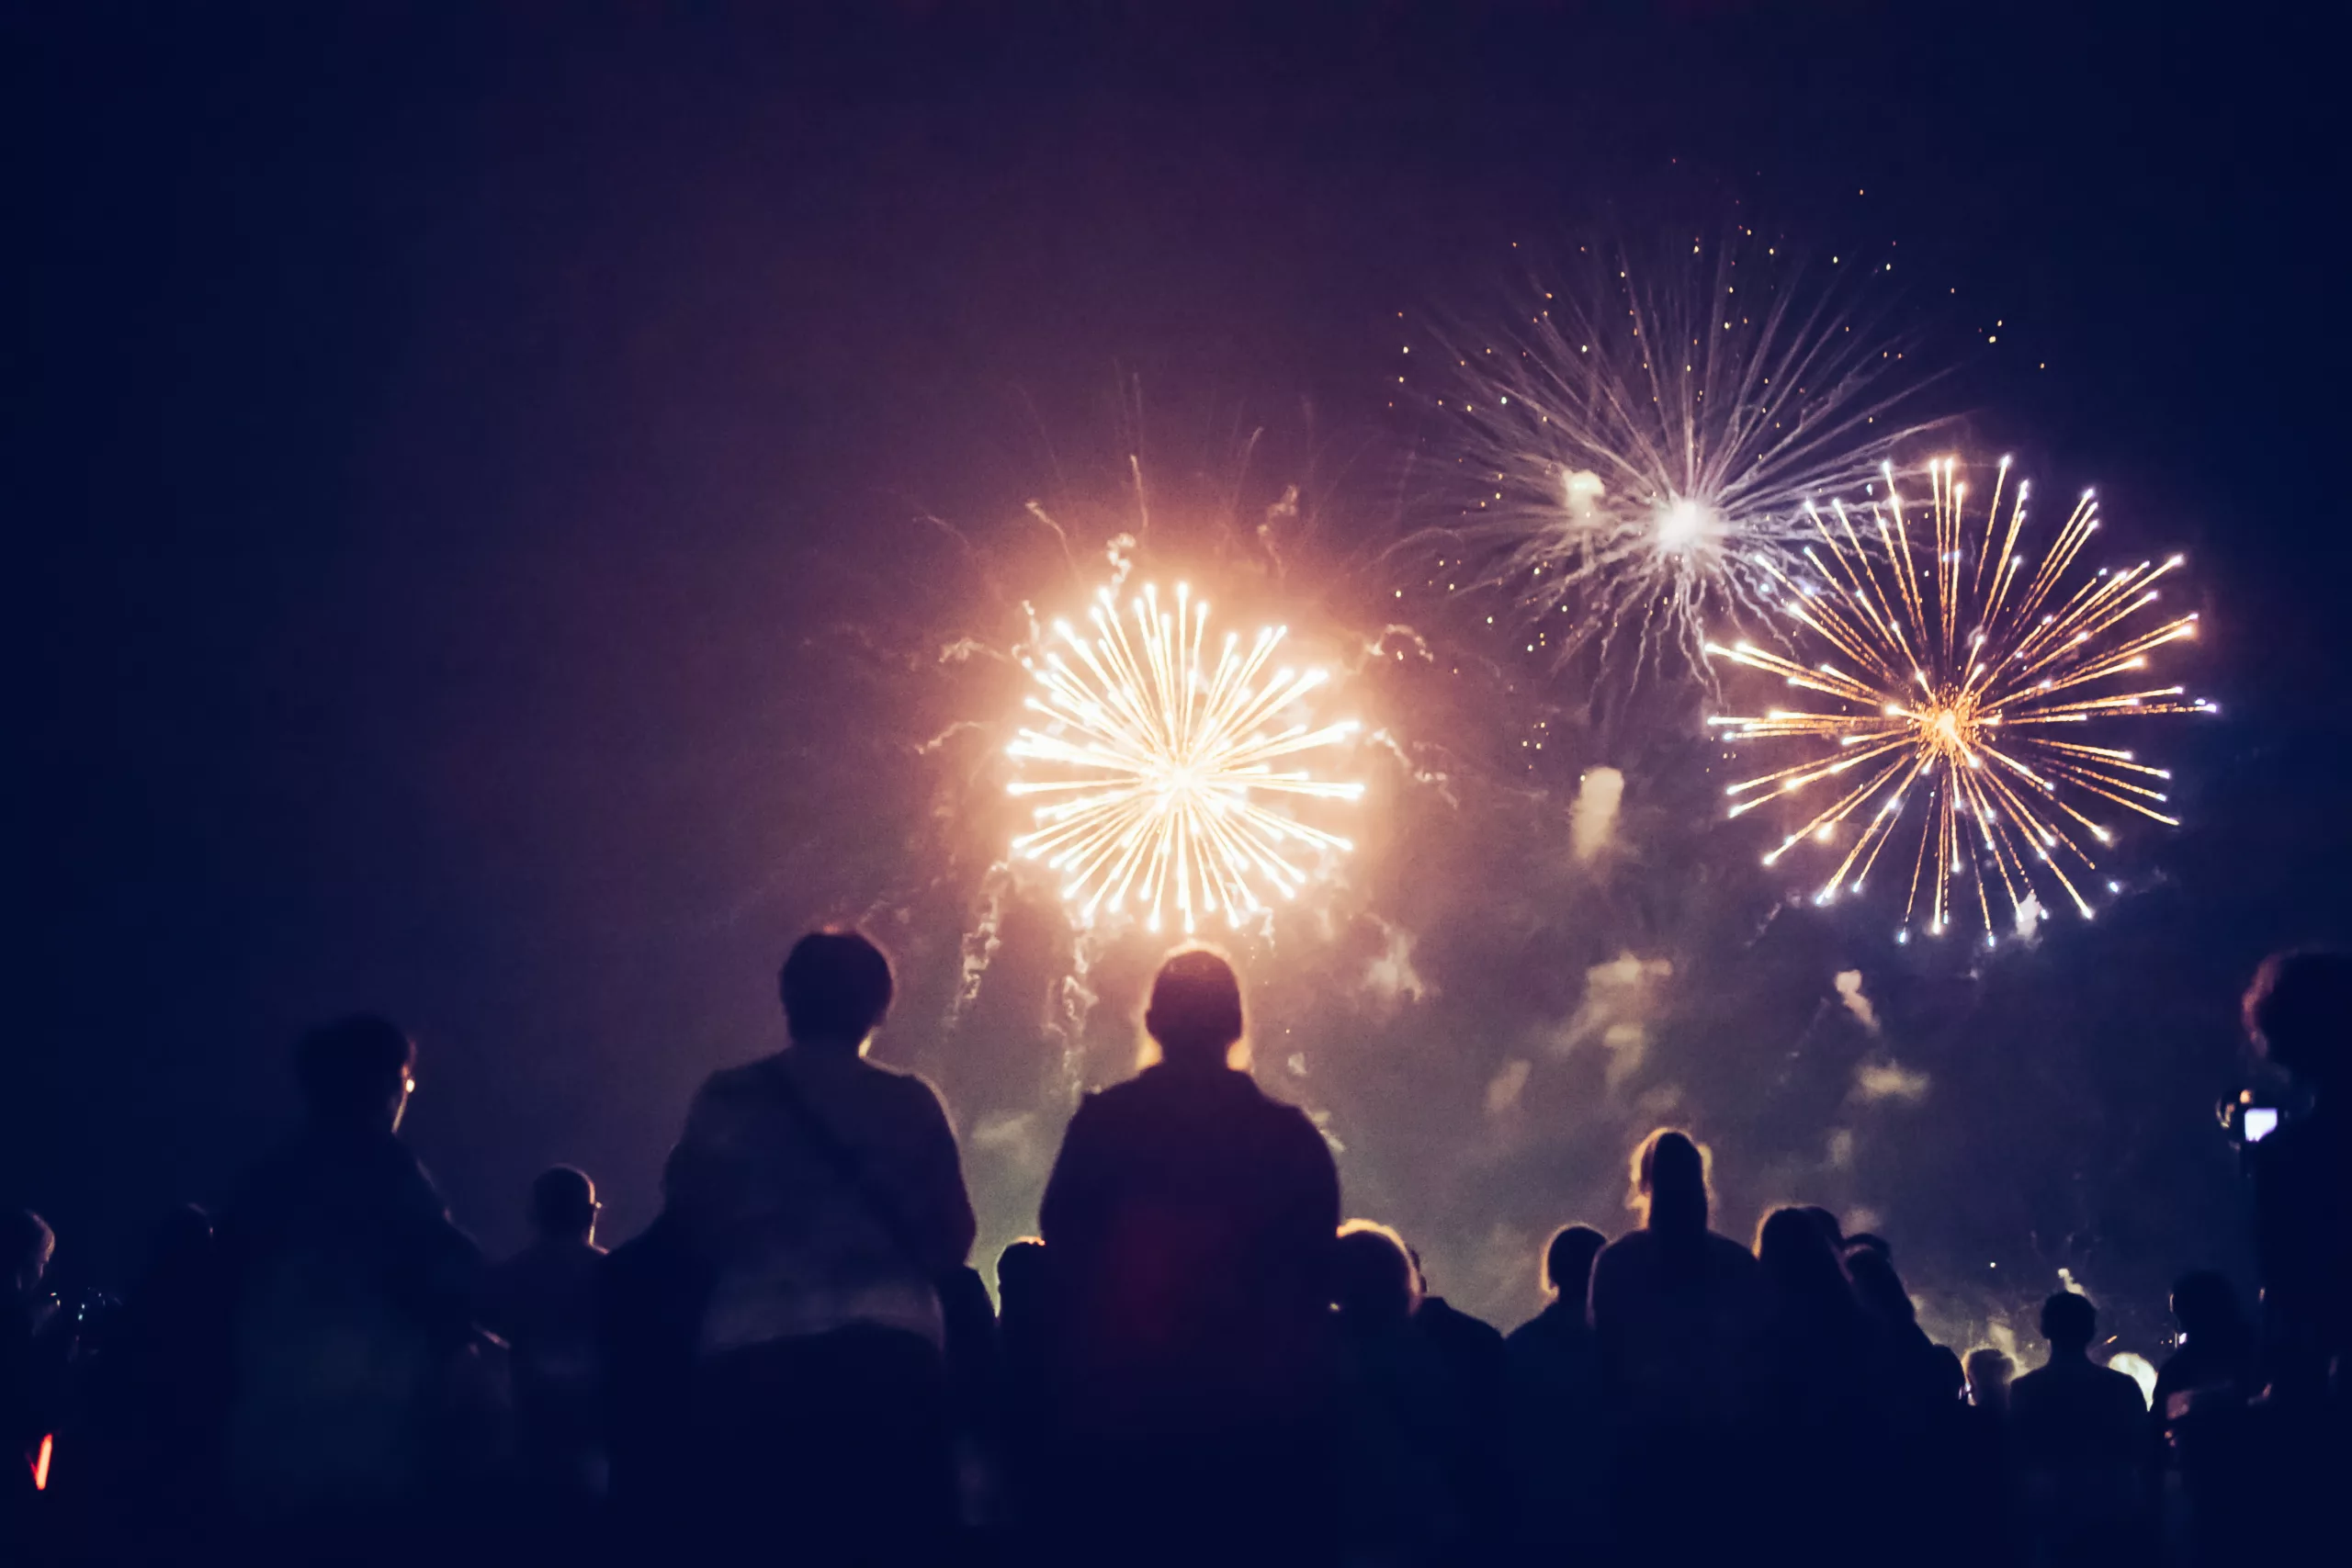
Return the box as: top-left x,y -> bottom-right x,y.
1853,1059 -> 1932,1104
1834,969 -> 1881,1033
1569,767 -> 1624,864
1363,918 -> 1432,1009
2013,893 -> 2045,943
1485,1058 -> 1533,1117
1555,951 -> 1674,1091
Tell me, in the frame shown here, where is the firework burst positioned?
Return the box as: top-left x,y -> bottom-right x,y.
1412,240 -> 1934,687
1006,580 -> 1364,934
1707,457 -> 2211,943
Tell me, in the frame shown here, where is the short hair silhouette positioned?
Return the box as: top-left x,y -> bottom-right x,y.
1757,1206 -> 1853,1310
779,929 -> 895,1046
1843,1232 -> 1893,1261
1847,1248 -> 1917,1325
2040,1290 -> 2098,1351
1628,1128 -> 1710,1230
6,1209 -> 55,1292
1964,1347 -> 2016,1405
294,1014 -> 415,1127
1798,1205 -> 1845,1247
1542,1224 -> 1607,1301
1333,1220 -> 1419,1327
2169,1269 -> 2245,1340
2243,949 -> 2351,1087
1144,946 -> 1246,1066
530,1165 -> 599,1238
996,1236 -> 1047,1303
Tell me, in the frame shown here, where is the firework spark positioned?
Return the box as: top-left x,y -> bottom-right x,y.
1707,457 -> 2210,942
1414,240 -> 1934,686
1007,580 -> 1364,934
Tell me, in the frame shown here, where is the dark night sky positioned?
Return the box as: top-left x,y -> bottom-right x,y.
16,2 -> 2350,1333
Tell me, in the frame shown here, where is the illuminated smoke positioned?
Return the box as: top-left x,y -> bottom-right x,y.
2109,1352 -> 2157,1409
1485,1058 -> 1533,1117
1363,917 -> 1432,1008
1555,952 -> 1674,1091
1569,766 -> 1624,864
1853,1059 -> 1931,1104
2013,893 -> 2045,943
1834,969 -> 1881,1033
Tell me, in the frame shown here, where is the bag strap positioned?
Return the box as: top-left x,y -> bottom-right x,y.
763,1059 -> 932,1277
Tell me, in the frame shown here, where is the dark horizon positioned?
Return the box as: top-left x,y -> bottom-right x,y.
17,1 -> 2348,1342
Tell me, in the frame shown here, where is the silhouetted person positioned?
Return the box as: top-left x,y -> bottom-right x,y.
484,1167 -> 606,1512
1847,1247 -> 1960,1411
2241,950 -> 2352,1399
594,1201 -> 706,1551
2151,1270 -> 2257,1568
211,1016 -> 486,1553
3,1211 -> 59,1527
1038,946 -> 1341,1566
1958,1348 -> 2020,1561
1506,1224 -> 1608,1556
1589,1130 -> 1761,1431
1330,1222 -> 1474,1564
2010,1291 -> 2148,1562
1753,1207 -> 1872,1411
2153,1270 -> 2255,1425
663,928 -> 975,1563
1589,1130 -> 1762,1562
1965,1348 -> 2017,1416
992,1237 -> 1055,1531
1399,1248 -> 1510,1549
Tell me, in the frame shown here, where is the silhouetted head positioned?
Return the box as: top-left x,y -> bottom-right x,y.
6,1210 -> 54,1303
780,929 -> 895,1053
1629,1128 -> 1711,1234
1965,1348 -> 2016,1412
2169,1269 -> 2245,1344
1542,1224 -> 1607,1303
1843,1232 -> 1893,1263
2040,1290 -> 2098,1354
530,1166 -> 599,1245
1144,947 -> 1247,1070
1757,1206 -> 1855,1314
2244,950 -> 2350,1090
1333,1220 -> 1419,1329
1799,1206 -> 1845,1248
1846,1248 -> 1917,1327
295,1014 -> 416,1135
996,1237 -> 1046,1312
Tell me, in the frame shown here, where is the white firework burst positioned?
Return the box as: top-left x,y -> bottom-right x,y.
1409,237 -> 1939,689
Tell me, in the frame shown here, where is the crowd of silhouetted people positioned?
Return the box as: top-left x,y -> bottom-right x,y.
6,934 -> 2346,1566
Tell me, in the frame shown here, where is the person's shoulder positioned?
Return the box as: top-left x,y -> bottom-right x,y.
1703,1229 -> 1762,1271
695,1055 -> 781,1101
2098,1365 -> 2147,1397
1070,1073 -> 1154,1122
1594,1229 -> 1650,1263
2008,1364 -> 2054,1397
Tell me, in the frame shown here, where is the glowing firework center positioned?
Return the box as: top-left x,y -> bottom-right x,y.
1707,457 -> 2210,944
1006,581 -> 1365,935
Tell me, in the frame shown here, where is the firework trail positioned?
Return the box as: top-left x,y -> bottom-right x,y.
1006,578 -> 1365,935
1708,456 -> 2211,944
1409,238 -> 1937,689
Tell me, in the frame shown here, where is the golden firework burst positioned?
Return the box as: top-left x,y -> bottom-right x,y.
1007,581 -> 1364,934
1707,457 -> 2209,943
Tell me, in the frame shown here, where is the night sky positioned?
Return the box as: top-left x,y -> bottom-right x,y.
18,2 -> 2349,1346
